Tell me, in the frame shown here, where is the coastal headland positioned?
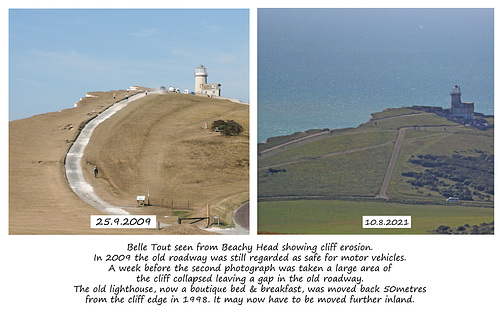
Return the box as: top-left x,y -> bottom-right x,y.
258,107 -> 493,234
9,88 -> 248,234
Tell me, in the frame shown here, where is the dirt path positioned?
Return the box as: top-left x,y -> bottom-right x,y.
259,111 -> 459,200
260,130 -> 332,154
259,140 -> 394,170
259,126 -> 408,200
370,112 -> 431,121
259,112 -> 430,155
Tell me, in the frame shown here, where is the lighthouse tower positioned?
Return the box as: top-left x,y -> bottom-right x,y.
194,65 -> 208,94
450,85 -> 474,120
450,85 -> 462,106
193,65 -> 221,97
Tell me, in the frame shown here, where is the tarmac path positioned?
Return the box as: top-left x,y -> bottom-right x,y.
65,90 -> 247,234
376,127 -> 407,199
375,125 -> 457,199
65,92 -> 149,215
233,202 -> 249,231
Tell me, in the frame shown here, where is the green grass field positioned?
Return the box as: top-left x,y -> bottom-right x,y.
259,145 -> 393,197
258,107 -> 493,234
258,199 -> 494,234
370,107 -> 424,119
259,130 -> 396,169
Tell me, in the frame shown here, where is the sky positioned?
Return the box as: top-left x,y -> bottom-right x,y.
9,9 -> 249,120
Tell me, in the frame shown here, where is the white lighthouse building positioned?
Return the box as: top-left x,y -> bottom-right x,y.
450,85 -> 474,120
194,65 -> 221,97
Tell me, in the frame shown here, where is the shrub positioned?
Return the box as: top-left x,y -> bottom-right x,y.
222,120 -> 244,136
436,225 -> 451,234
211,120 -> 226,131
211,120 -> 244,136
401,172 -> 418,177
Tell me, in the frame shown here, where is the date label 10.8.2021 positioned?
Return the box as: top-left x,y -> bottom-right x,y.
362,216 -> 411,228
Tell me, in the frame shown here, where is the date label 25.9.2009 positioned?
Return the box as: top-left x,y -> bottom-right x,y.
362,216 -> 411,228
91,215 -> 157,229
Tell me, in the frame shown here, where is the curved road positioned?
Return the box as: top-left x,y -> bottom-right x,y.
207,202 -> 249,235
65,92 -> 149,214
65,90 -> 248,234
234,202 -> 249,230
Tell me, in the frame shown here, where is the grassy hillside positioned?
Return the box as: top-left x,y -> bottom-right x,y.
258,108 -> 493,234
83,93 -> 249,227
8,88 -> 170,234
9,88 -> 244,234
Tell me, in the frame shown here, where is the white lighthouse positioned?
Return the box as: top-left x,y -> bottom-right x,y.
194,65 -> 221,97
194,65 -> 208,94
450,85 -> 474,120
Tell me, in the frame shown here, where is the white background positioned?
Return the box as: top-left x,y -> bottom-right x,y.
3,1 -> 499,313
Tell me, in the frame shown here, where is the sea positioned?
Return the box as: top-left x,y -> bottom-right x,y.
257,8 -> 494,143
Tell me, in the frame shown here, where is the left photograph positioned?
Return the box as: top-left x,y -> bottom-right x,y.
9,9 -> 250,235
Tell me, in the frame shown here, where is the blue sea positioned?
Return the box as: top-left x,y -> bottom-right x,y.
258,8 -> 494,143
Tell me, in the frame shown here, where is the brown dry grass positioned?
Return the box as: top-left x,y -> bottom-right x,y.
83,93 -> 249,226
9,89 -> 237,235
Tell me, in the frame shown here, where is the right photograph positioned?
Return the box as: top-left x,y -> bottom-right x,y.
257,8 -> 494,234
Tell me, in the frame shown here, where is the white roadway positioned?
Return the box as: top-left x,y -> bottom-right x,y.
64,91 -> 249,234
65,92 -> 150,215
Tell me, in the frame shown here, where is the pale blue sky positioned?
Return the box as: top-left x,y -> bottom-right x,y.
9,9 -> 249,120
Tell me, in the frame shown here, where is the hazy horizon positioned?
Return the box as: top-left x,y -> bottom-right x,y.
258,8 -> 494,142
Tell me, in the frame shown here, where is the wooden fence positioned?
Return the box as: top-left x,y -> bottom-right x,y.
146,198 -> 195,210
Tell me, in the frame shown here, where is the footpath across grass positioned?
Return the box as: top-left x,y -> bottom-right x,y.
258,199 -> 494,234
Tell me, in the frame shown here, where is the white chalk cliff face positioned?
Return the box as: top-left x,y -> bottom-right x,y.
74,94 -> 99,108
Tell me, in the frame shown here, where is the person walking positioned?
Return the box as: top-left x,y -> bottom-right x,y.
94,166 -> 98,178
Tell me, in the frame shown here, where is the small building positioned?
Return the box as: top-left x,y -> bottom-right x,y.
450,85 -> 474,120
199,83 -> 221,97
